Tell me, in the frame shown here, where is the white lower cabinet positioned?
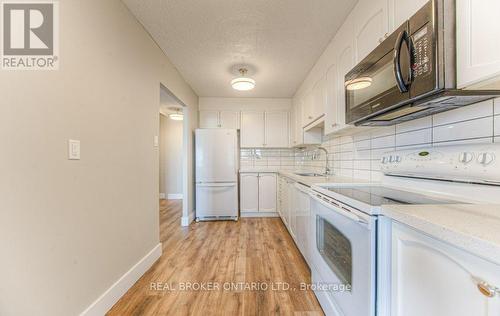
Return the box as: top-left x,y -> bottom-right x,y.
388,222 -> 500,316
294,183 -> 311,265
239,173 -> 276,213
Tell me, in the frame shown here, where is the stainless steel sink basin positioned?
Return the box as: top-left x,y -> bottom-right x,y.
294,172 -> 327,177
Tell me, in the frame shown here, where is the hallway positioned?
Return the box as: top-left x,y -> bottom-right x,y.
107,200 -> 323,315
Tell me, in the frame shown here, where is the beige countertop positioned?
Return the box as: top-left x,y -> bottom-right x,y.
381,204 -> 500,265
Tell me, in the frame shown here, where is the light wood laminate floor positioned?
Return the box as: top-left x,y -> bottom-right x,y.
107,200 -> 324,315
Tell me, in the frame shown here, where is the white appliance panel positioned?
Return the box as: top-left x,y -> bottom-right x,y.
195,183 -> 238,218
195,129 -> 238,183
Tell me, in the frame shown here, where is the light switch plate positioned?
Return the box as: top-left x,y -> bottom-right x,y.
154,135 -> 159,147
68,139 -> 80,160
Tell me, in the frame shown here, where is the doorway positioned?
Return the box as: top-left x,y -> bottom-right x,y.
159,85 -> 185,225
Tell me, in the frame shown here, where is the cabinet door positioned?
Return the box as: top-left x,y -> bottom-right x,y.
302,92 -> 314,127
199,111 -> 220,128
324,63 -> 338,135
336,19 -> 355,129
457,0 -> 500,88
258,173 -> 277,212
240,174 -> 259,212
388,0 -> 428,31
353,0 -> 389,62
240,111 -> 265,148
312,75 -> 327,121
265,111 -> 289,148
287,181 -> 297,239
390,222 -> 500,316
219,111 -> 240,129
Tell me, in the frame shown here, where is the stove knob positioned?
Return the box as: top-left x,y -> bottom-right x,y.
389,155 -> 395,163
395,155 -> 402,163
459,152 -> 474,164
381,157 -> 388,164
477,152 -> 495,165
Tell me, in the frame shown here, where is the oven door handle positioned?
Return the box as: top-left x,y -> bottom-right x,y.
393,29 -> 411,93
310,193 -> 368,225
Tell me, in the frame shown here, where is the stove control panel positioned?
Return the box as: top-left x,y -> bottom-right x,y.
380,143 -> 500,185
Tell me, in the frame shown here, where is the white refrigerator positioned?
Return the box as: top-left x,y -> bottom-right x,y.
195,129 -> 239,221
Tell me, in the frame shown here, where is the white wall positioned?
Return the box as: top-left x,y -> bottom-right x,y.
159,114 -> 183,197
0,1 -> 197,315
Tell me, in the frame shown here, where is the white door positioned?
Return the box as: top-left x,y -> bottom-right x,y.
199,110 -> 220,128
388,0 -> 428,31
195,183 -> 238,218
240,111 -> 265,148
390,222 -> 500,316
265,112 -> 289,148
258,173 -> 277,212
353,0 -> 389,62
336,19 -> 355,128
195,129 -> 237,182
219,111 -> 240,129
457,0 -> 500,88
324,63 -> 338,135
240,173 -> 259,212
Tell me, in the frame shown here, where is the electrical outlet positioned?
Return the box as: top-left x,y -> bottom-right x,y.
68,139 -> 80,160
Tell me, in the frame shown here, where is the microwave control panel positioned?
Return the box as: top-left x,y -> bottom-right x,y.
411,24 -> 431,79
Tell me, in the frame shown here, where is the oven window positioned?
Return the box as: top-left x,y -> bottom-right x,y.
316,215 -> 352,286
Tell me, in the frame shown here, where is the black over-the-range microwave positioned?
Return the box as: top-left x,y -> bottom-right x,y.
345,0 -> 500,126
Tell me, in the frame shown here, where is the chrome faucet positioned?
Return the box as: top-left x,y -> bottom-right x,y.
317,147 -> 331,175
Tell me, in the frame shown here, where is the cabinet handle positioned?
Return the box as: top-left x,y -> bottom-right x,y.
331,123 -> 337,127
476,280 -> 499,298
308,116 -> 313,119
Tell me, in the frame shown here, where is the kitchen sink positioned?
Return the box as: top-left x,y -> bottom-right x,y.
294,172 -> 327,177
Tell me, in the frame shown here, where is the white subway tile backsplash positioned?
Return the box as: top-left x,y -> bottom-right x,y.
495,115 -> 500,136
433,137 -> 493,147
494,98 -> 500,115
395,128 -> 432,147
433,117 -> 493,143
433,99 -> 493,126
371,135 -> 395,149
396,116 -> 432,133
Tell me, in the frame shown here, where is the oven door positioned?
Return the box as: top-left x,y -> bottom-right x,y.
309,193 -> 376,316
346,23 -> 412,124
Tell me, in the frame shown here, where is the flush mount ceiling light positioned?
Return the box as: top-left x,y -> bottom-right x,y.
168,107 -> 183,121
231,68 -> 255,91
345,77 -> 372,91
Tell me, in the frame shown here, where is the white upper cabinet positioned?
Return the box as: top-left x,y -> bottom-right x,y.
265,111 -> 289,148
312,75 -> 327,122
258,173 -> 277,212
353,0 -> 389,62
199,110 -> 240,129
302,91 -> 315,126
240,111 -> 265,148
336,18 -> 355,128
457,0 -> 500,89
199,110 -> 220,128
388,0 -> 428,30
324,63 -> 338,135
219,111 -> 240,129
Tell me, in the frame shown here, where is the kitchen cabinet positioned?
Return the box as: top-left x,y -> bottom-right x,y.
240,111 -> 265,148
389,222 -> 500,316
258,173 -> 277,212
311,76 -> 327,124
240,173 -> 259,212
294,183 -> 311,265
353,0 -> 389,62
335,18 -> 355,131
302,91 -> 315,127
265,112 -> 289,148
199,110 -> 240,129
457,0 -> 500,89
240,173 -> 276,213
324,63 -> 339,135
388,0 -> 428,30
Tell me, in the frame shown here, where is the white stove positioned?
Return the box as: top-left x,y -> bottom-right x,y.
308,143 -> 500,316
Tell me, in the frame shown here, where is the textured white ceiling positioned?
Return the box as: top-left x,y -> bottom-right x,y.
123,0 -> 357,98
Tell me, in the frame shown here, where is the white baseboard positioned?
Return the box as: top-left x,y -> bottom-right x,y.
181,210 -> 194,226
167,193 -> 183,200
240,212 -> 280,218
80,243 -> 162,316
159,193 -> 166,199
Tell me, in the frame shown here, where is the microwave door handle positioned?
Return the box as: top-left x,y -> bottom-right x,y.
393,30 -> 410,93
